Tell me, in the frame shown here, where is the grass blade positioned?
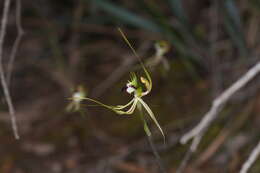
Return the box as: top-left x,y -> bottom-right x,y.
168,0 -> 188,25
90,0 -> 160,32
222,0 -> 248,56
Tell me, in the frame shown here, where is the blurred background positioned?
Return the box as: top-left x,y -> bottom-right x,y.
0,0 -> 260,172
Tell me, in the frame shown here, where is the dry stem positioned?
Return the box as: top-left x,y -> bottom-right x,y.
240,140 -> 260,173
0,0 -> 19,139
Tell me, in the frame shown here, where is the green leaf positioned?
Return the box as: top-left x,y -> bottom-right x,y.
168,0 -> 188,25
90,0 -> 160,32
222,0 -> 248,56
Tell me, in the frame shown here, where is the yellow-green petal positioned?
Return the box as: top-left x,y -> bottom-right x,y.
137,97 -> 165,142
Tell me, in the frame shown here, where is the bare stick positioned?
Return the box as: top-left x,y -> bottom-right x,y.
176,133 -> 202,173
177,61 -> 260,172
176,147 -> 193,173
240,140 -> 260,173
181,61 -> 260,145
7,0 -> 24,85
0,0 -> 19,139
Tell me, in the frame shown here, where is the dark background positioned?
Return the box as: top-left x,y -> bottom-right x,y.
0,0 -> 260,172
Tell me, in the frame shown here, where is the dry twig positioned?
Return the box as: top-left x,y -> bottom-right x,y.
0,0 -> 19,139
7,0 -> 24,85
179,61 -> 260,171
195,102 -> 253,166
240,140 -> 260,173
181,61 -> 260,144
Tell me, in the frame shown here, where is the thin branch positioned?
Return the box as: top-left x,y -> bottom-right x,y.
176,147 -> 193,173
146,135 -> 167,173
178,61 -> 260,170
240,140 -> 260,173
0,0 -> 19,139
176,133 -> 202,173
181,61 -> 260,145
7,0 -> 24,85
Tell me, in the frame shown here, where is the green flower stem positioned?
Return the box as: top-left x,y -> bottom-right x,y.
118,28 -> 152,94
137,97 -> 165,142
137,102 -> 167,173
137,102 -> 151,137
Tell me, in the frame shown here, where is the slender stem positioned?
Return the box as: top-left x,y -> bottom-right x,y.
7,0 -> 24,85
240,140 -> 260,173
137,97 -> 165,142
0,0 -> 19,139
137,103 -> 167,173
176,146 -> 194,173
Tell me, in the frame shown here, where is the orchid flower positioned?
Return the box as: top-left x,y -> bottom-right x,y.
146,40 -> 170,71
154,40 -> 170,58
71,28 -> 165,141
83,69 -> 164,141
66,85 -> 87,112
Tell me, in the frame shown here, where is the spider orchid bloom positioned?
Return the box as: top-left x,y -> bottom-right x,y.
147,40 -> 170,72
125,72 -> 138,95
154,40 -> 170,57
82,28 -> 164,140
66,86 -> 87,112
83,68 -> 164,141
124,72 -> 151,97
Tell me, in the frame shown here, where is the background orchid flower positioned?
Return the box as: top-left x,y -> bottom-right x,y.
155,40 -> 170,57
66,85 -> 87,112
